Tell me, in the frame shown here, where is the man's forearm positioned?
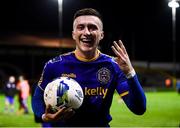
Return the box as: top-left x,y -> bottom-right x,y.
123,75 -> 146,115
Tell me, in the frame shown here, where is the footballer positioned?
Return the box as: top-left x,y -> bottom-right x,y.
32,8 -> 146,127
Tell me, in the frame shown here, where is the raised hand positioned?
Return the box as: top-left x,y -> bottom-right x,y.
111,40 -> 134,76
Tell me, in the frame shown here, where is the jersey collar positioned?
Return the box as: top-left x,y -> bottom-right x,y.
74,50 -> 100,62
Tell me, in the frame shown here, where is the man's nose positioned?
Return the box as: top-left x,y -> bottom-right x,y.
83,27 -> 91,35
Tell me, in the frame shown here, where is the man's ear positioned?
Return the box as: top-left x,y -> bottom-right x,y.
72,31 -> 75,40
100,31 -> 104,40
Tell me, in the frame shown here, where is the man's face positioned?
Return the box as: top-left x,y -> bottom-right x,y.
72,15 -> 104,53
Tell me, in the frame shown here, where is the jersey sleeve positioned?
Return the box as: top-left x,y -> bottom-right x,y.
113,61 -> 146,115
37,61 -> 54,90
32,61 -> 53,118
116,80 -> 130,97
111,60 -> 129,97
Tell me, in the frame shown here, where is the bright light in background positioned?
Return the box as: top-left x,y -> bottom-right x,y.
58,0 -> 63,38
168,0 -> 179,78
168,0 -> 179,8
58,0 -> 63,14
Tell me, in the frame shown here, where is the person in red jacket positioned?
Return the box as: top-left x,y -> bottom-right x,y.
17,75 -> 30,114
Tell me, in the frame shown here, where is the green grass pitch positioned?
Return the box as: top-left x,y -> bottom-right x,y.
0,95 -> 41,127
0,91 -> 179,127
110,91 -> 180,127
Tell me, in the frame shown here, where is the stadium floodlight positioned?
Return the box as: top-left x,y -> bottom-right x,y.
58,0 -> 63,38
168,0 -> 179,8
168,0 -> 179,78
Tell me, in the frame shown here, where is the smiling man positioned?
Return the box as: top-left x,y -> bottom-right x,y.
32,8 -> 146,127
72,13 -> 104,58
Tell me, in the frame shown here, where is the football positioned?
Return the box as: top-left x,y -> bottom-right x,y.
44,77 -> 84,111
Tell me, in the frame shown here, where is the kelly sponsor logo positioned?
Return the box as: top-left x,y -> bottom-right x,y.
84,87 -> 108,99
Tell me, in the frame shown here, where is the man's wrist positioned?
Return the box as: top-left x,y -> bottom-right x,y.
126,69 -> 136,79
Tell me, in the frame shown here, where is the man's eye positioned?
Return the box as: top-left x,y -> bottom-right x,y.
88,25 -> 98,31
77,26 -> 84,30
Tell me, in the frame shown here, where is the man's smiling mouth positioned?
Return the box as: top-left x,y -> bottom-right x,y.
80,38 -> 93,46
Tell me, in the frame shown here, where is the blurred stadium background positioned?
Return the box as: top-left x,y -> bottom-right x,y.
0,0 -> 180,127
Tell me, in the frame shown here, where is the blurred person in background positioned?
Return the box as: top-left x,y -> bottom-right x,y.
17,75 -> 30,114
4,76 -> 17,113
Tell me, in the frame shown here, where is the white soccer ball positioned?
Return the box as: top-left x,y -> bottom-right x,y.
44,77 -> 84,110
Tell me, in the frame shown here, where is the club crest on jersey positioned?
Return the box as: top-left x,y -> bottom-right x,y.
97,67 -> 111,84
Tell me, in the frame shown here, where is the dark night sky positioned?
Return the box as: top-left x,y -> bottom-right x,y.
0,0 -> 180,62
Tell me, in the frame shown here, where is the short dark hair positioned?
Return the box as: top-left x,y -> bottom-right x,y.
73,8 -> 103,22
